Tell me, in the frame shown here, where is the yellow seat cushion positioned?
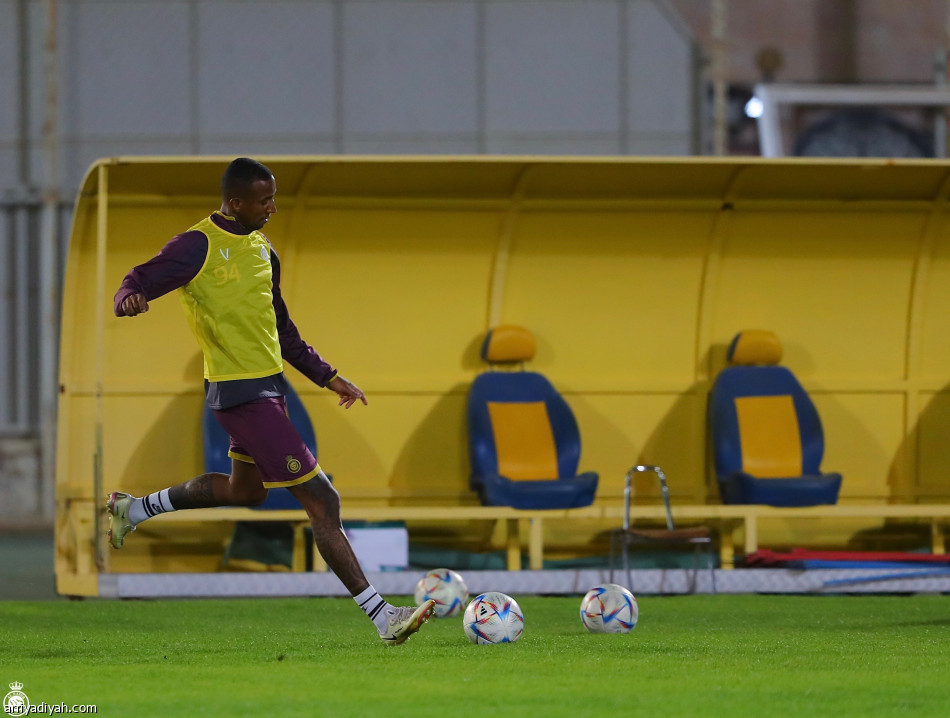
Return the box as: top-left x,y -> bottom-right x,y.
487,401 -> 559,481
735,395 -> 803,478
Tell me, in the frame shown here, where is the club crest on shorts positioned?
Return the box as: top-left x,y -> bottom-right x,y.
286,455 -> 302,473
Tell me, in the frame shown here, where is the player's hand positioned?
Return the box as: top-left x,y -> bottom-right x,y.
119,293 -> 149,316
327,375 -> 368,409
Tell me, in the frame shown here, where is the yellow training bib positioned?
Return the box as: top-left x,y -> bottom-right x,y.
178,215 -> 283,382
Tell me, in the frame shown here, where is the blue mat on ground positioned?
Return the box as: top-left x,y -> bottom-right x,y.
743,548 -> 950,568
799,559 -> 948,569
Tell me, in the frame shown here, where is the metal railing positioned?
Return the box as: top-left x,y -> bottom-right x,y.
0,190 -> 72,519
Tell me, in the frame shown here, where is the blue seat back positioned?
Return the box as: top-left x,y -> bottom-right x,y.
710,364 -> 826,479
468,371 -> 582,482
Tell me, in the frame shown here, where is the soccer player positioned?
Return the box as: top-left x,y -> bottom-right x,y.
106,157 -> 434,645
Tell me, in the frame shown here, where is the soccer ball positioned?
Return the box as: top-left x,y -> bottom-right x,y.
579,583 -> 638,633
463,591 -> 524,644
414,568 -> 469,618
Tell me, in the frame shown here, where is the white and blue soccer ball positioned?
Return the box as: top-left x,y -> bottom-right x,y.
414,568 -> 469,618
463,591 -> 524,644
579,584 -> 638,634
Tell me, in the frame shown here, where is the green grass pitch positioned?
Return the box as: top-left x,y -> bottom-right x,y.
1,594 -> 948,717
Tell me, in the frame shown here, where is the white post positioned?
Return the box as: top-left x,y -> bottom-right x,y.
39,0 -> 59,520
754,84 -> 783,158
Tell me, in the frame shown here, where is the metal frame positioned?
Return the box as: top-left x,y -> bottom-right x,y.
624,464 -> 674,532
611,464 -> 716,594
753,83 -> 950,158
0,195 -> 70,522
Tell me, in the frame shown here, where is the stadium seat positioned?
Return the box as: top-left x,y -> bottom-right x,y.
709,330 -> 842,507
467,325 -> 598,510
203,382 -> 317,510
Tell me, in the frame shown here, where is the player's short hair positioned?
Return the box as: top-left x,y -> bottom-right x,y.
221,158 -> 274,199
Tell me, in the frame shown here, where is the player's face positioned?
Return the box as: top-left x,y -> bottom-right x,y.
231,177 -> 277,231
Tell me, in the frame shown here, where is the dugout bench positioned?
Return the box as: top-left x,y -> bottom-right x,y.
148,503 -> 950,572
56,497 -> 950,596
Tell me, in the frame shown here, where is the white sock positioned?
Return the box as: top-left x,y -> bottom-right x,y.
128,489 -> 176,526
353,585 -> 394,632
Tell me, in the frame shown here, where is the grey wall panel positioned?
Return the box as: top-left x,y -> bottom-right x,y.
485,135 -> 620,155
14,0 -> 696,194
28,1 -> 49,144
197,1 -> 336,137
342,1 -> 478,135
343,136 -> 480,154
627,0 -> 692,140
627,135 -> 691,155
200,137 -> 338,156
485,0 -> 621,135
0,0 -> 17,142
0,147 -> 18,191
61,1 -> 193,138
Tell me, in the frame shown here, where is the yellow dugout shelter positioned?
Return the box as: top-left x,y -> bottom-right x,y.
56,156 -> 950,596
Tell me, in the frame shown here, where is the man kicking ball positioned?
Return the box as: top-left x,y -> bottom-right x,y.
106,157 -> 434,645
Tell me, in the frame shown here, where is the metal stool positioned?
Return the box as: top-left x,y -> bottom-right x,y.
609,465 -> 716,594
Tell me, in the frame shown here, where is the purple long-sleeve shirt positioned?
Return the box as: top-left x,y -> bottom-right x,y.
114,212 -> 336,409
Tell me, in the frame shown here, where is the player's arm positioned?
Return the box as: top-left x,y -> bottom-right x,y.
114,231 -> 208,317
270,247 -> 368,409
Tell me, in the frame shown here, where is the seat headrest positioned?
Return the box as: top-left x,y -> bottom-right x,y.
481,325 -> 536,363
727,330 -> 783,366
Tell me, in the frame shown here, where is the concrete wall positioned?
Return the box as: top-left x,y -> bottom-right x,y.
0,0 -> 697,195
